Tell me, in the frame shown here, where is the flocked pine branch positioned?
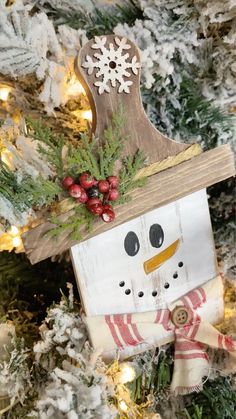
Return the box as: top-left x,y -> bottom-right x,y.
41,0 -> 143,38
0,162 -> 61,211
26,118 -> 65,179
19,176 -> 61,208
0,335 -> 31,404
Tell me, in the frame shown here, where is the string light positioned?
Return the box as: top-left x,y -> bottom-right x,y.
0,225 -> 25,253
118,362 -> 136,384
12,236 -> 22,248
0,84 -> 11,101
0,149 -> 13,168
8,225 -> 22,249
119,400 -> 128,412
82,110 -> 92,121
8,226 -> 19,236
66,77 -> 86,96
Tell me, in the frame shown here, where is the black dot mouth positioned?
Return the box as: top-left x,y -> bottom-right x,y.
119,259 -> 185,297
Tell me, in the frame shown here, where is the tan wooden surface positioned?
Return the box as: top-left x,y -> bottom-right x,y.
75,35 -> 190,170
22,144 -> 235,264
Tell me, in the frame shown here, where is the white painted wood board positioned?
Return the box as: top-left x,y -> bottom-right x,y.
71,189 -> 218,316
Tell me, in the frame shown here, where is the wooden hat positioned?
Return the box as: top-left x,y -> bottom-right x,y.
22,35 -> 235,264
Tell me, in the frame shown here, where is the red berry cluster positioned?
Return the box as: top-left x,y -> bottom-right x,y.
62,173 -> 119,223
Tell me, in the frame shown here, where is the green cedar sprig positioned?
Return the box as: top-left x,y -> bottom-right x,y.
67,104 -> 127,179
49,205 -> 94,242
118,150 -> 147,205
67,134 -> 101,179
98,104 -> 128,177
3,105 -> 146,240
46,106 -> 146,239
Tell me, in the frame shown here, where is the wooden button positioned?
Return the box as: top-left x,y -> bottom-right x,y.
171,306 -> 191,327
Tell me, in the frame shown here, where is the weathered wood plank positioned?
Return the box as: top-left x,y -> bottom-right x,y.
75,35 -> 189,165
22,144 -> 235,264
71,190 -> 218,316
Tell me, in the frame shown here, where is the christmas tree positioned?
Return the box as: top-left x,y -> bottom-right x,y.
0,1 -> 235,418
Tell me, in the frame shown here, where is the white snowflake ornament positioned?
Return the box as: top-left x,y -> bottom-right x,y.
82,36 -> 141,94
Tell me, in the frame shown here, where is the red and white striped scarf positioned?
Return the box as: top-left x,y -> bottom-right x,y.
84,276 -> 236,394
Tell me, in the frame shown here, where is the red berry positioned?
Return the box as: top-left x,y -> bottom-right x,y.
98,180 -> 110,194
80,172 -> 96,189
107,176 -> 119,188
86,198 -> 102,207
69,184 -> 82,198
103,204 -> 113,211
62,176 -> 75,189
90,204 -> 103,216
108,188 -> 119,201
87,198 -> 103,215
76,189 -> 88,204
101,208 -> 115,223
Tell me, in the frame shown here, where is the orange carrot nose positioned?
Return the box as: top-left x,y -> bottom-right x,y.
143,239 -> 180,275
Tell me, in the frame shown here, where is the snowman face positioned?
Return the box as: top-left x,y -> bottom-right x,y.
71,189 -> 217,316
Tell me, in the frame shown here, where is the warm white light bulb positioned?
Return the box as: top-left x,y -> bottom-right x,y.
66,79 -> 85,96
9,226 -> 19,237
1,149 -> 13,168
12,236 -> 22,248
82,110 -> 92,121
0,85 -> 11,101
119,400 -> 128,412
119,362 -> 136,384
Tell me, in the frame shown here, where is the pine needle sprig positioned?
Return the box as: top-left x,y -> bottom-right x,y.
26,118 -> 65,179
182,376 -> 236,419
43,1 -> 143,38
49,205 -> 94,242
0,162 -> 61,210
0,162 -> 22,209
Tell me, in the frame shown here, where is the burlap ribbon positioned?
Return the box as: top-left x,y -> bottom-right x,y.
84,276 -> 236,394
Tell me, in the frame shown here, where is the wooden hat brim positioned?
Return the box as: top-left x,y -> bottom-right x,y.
22,144 -> 235,264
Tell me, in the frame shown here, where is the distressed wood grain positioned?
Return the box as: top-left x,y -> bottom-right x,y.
75,35 -> 190,169
70,190 -> 218,316
22,144 -> 235,264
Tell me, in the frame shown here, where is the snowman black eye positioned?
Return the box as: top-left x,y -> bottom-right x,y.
149,224 -> 164,248
124,231 -> 140,256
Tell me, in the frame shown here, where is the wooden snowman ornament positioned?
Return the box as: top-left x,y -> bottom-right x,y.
23,36 -> 235,393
